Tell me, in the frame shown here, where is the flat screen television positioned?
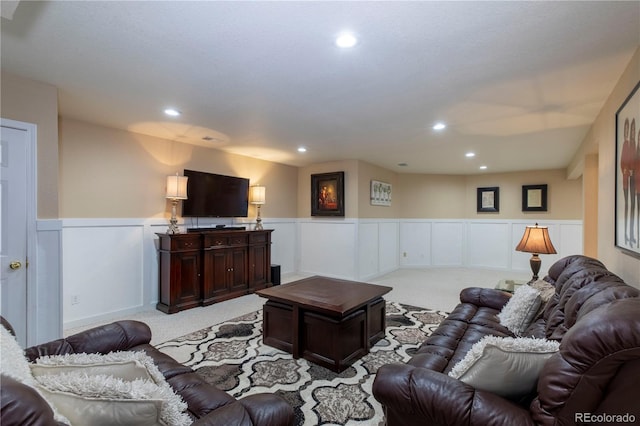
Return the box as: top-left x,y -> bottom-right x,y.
182,169 -> 249,217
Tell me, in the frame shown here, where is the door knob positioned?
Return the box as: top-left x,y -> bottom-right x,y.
9,261 -> 22,270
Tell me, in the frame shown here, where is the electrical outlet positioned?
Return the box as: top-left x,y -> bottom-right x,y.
71,295 -> 80,305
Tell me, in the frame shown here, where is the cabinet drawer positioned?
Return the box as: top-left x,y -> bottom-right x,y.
250,232 -> 268,243
229,235 -> 248,246
205,234 -> 248,247
205,235 -> 228,247
172,236 -> 201,251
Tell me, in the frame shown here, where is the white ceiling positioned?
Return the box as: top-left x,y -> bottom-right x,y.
2,1 -> 639,174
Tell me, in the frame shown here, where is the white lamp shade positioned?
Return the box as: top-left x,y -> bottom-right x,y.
249,185 -> 266,205
166,175 -> 188,200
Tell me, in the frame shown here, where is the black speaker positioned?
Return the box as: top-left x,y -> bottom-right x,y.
270,264 -> 281,286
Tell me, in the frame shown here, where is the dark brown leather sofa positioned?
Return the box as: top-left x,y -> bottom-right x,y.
373,255 -> 640,425
0,317 -> 293,426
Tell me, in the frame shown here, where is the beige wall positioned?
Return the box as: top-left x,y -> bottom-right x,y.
1,72 -> 59,218
59,118 -> 298,219
583,154 -> 599,257
297,160 -> 581,220
574,47 -> 640,285
397,174 -> 467,218
357,161 -> 401,218
397,169 -> 582,220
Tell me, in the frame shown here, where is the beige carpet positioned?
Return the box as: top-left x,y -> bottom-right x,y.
65,268 -> 530,344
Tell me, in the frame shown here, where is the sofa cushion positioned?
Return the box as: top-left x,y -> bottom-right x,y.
448,335 -> 559,398
498,285 -> 541,336
410,299 -> 513,373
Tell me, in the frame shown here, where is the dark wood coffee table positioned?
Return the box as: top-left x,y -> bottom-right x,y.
255,276 -> 392,372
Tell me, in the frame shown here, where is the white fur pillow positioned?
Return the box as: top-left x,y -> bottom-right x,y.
0,325 -> 33,385
31,351 -> 191,426
32,351 -> 163,383
448,335 -> 560,398
36,372 -> 190,426
498,284 -> 541,335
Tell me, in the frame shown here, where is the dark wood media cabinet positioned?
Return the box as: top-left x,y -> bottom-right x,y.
156,229 -> 273,314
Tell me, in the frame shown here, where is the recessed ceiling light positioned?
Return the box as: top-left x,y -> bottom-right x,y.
433,122 -> 446,131
465,152 -> 475,158
297,147 -> 307,153
336,32 -> 357,48
164,108 -> 181,117
479,165 -> 488,170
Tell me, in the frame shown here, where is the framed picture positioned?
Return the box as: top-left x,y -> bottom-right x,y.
370,180 -> 392,206
615,80 -> 640,256
477,187 -> 499,212
311,171 -> 345,216
522,184 -> 548,212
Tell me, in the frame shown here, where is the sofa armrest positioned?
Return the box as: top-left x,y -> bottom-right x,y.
191,393 -> 294,426
373,363 -> 534,426
24,320 -> 152,361
460,287 -> 511,311
0,375 -> 64,426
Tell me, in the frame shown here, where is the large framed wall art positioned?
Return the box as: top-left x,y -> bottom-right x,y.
311,171 -> 345,216
615,80 -> 640,256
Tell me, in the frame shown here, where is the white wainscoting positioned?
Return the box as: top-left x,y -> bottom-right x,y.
35,220 -> 63,344
60,217 -> 582,328
399,219 -> 583,272
357,220 -> 400,281
298,220 -> 358,278
61,218 -> 299,328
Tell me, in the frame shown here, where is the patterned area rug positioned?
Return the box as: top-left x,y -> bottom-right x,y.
157,302 -> 447,426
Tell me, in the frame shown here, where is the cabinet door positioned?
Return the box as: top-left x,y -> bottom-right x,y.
203,250 -> 229,304
249,244 -> 268,289
228,247 -> 248,293
173,252 -> 201,305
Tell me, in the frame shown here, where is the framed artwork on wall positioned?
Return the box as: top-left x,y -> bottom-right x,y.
370,180 -> 392,206
615,80 -> 640,256
311,171 -> 345,216
522,184 -> 548,212
477,187 -> 499,212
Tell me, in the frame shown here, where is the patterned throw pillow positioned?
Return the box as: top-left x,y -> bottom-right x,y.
529,279 -> 555,304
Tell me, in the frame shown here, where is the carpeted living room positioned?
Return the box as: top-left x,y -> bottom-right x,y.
2,1 -> 640,425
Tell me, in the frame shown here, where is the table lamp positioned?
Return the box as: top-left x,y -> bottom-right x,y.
166,173 -> 188,234
516,223 -> 557,283
249,185 -> 266,230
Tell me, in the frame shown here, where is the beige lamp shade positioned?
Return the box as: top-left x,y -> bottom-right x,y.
166,174 -> 188,200
516,224 -> 557,254
249,185 -> 266,205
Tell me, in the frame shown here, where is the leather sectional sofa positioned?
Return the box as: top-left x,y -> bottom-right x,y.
0,316 -> 293,426
373,255 -> 640,425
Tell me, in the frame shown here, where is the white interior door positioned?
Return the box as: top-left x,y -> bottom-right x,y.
0,123 -> 30,346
